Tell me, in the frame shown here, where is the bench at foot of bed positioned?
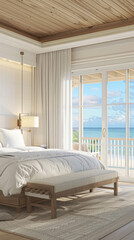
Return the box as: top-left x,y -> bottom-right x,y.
25,169 -> 118,219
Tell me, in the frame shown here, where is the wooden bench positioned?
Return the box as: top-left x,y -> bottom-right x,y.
25,169 -> 118,219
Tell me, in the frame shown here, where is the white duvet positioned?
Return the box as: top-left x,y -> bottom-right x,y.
0,147 -> 105,196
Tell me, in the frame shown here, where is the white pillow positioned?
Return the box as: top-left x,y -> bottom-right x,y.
0,142 -> 2,148
0,132 -> 5,147
0,128 -> 25,148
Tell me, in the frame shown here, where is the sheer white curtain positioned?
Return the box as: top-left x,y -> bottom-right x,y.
33,49 -> 72,149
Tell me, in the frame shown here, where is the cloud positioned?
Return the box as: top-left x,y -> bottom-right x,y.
111,105 -> 125,114
109,115 -> 125,123
108,91 -> 121,97
72,95 -> 102,106
72,119 -> 79,128
83,116 -> 102,128
72,97 -> 79,106
108,114 -> 126,128
130,107 -> 134,117
129,84 -> 134,100
83,95 -> 102,105
91,87 -> 99,91
108,104 -> 126,127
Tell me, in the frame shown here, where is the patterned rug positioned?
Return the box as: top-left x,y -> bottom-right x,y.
0,184 -> 134,240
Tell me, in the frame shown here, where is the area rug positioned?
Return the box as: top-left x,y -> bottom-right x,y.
0,207 -> 14,221
0,184 -> 134,240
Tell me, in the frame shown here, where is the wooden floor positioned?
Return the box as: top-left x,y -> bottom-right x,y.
101,221 -> 134,240
0,230 -> 31,240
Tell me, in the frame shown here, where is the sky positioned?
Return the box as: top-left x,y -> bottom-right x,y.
72,78 -> 134,129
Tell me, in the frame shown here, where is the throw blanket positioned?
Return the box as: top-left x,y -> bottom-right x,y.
0,149 -> 105,196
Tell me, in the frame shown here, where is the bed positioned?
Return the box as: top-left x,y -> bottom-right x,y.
0,146 -> 47,211
0,128 -> 116,212
0,147 -> 105,210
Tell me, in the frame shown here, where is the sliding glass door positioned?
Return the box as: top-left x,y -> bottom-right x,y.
82,74 -> 102,154
72,67 -> 134,179
107,68 -> 134,178
72,76 -> 80,150
129,69 -> 134,177
107,70 -> 126,176
72,73 -> 102,156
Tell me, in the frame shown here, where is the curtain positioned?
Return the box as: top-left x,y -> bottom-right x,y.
33,49 -> 72,149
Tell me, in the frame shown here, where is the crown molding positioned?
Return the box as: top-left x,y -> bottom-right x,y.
0,25 -> 134,54
0,27 -> 41,53
41,25 -> 134,52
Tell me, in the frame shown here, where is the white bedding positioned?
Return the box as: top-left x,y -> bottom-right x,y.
0,147 -> 105,196
0,146 -> 44,153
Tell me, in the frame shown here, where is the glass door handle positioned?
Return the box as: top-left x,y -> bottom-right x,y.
102,128 -> 106,137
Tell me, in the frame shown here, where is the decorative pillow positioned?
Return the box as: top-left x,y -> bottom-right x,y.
0,128 -> 25,148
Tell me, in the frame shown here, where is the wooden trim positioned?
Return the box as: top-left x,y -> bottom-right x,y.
40,17 -> 134,43
1,17 -> 134,43
114,181 -> 118,196
0,23 -> 39,41
51,196 -> 57,219
0,190 -> 26,212
99,186 -> 114,190
26,196 -> 32,213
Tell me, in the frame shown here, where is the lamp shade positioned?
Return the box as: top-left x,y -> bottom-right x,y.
21,116 -> 39,128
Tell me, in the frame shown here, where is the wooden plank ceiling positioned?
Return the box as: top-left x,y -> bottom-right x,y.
0,0 -> 134,43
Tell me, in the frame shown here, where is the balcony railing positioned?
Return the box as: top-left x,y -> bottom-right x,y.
81,137 -> 134,169
82,137 -> 102,156
108,138 -> 125,168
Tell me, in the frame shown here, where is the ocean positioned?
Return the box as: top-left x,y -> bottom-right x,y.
80,128 -> 134,138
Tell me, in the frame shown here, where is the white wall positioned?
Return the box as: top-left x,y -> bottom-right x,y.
0,42 -> 36,66
0,58 -> 34,144
0,41 -> 36,145
72,38 -> 134,74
